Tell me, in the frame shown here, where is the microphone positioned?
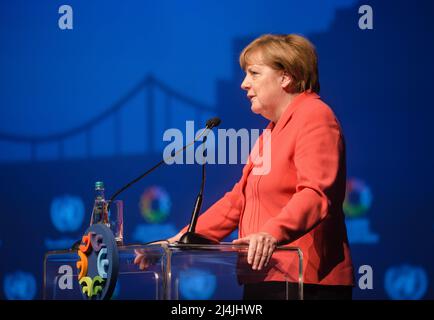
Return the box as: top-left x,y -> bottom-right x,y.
206,117 -> 221,129
178,119 -> 221,245
107,117 -> 221,207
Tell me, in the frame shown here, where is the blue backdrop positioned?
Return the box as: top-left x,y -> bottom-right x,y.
1,0 -> 433,300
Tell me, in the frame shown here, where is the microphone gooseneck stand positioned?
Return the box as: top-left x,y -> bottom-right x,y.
108,117 -> 222,245
178,135 -> 219,245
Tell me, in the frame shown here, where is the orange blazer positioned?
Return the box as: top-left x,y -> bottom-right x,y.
185,92 -> 354,286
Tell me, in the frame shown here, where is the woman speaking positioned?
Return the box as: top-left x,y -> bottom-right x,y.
137,34 -> 354,300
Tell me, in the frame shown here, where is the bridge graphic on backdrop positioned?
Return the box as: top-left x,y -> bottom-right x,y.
0,75 -> 216,162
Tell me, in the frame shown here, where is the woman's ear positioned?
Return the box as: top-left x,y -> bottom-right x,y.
281,71 -> 292,88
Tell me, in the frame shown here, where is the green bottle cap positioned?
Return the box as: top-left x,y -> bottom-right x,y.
95,181 -> 104,189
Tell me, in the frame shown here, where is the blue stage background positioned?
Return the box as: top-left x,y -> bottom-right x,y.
0,0 -> 433,300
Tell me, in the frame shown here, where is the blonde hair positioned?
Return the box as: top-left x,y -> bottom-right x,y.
239,34 -> 320,93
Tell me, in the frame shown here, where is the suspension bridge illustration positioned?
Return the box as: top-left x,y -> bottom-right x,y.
0,75 -> 216,162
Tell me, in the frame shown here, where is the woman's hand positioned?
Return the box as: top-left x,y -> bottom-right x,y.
133,248 -> 154,270
232,232 -> 277,271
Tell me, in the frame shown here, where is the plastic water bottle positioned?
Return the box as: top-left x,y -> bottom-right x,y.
90,181 -> 108,225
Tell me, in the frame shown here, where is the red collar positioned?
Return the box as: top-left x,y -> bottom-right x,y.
270,91 -> 320,136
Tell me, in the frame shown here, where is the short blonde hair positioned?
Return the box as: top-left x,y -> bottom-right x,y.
239,34 -> 320,93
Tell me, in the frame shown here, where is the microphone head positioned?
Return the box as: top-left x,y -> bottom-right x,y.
206,117 -> 221,129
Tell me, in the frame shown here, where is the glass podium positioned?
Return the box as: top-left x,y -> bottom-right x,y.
43,243 -> 303,300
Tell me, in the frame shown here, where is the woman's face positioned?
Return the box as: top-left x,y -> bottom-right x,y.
241,51 -> 290,122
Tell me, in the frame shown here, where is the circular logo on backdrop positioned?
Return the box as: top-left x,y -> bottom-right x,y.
179,268 -> 217,300
76,224 -> 119,300
343,178 -> 373,218
385,265 -> 428,300
139,186 -> 171,223
3,271 -> 37,300
50,195 -> 85,232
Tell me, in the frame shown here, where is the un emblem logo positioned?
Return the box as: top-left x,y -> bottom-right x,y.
179,268 -> 217,300
51,195 -> 85,232
385,265 -> 428,300
76,224 -> 119,300
3,271 -> 37,300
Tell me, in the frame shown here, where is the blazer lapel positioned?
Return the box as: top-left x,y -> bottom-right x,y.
272,91 -> 320,137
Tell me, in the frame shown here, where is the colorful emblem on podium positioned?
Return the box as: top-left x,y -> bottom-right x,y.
76,224 -> 119,299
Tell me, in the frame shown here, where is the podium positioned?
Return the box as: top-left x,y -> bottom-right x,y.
43,243 -> 303,300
